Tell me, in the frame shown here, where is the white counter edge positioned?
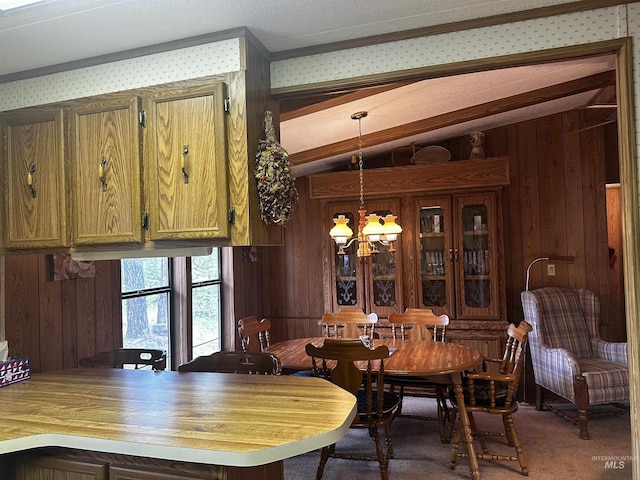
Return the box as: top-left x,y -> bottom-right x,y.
0,404 -> 357,467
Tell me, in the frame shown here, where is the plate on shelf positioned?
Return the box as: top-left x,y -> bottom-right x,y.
410,145 -> 451,165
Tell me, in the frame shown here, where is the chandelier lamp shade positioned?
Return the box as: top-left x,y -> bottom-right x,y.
329,111 -> 402,257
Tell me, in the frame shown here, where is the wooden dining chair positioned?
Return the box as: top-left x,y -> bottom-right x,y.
237,316 -> 272,352
449,321 -> 533,476
305,338 -> 400,480
79,348 -> 166,371
178,351 -> 281,375
321,308 -> 378,338
387,308 -> 453,442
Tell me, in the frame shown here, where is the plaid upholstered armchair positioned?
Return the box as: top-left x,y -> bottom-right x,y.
521,287 -> 628,439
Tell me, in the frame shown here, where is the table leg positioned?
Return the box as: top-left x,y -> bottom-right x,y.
450,373 -> 480,480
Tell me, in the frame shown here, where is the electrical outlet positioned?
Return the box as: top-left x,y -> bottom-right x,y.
547,264 -> 556,276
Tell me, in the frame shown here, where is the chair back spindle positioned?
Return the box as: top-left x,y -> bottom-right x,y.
321,308 -> 378,338
238,316 -> 272,352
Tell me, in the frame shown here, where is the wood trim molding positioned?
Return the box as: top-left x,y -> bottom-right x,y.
272,38 -> 627,98
270,0 -> 630,61
308,157 -> 510,200
0,2 -> 628,85
615,37 -> 640,460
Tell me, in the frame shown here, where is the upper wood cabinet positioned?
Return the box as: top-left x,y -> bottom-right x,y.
143,83 -> 229,242
1,107 -> 69,249
70,95 -> 144,245
1,36 -> 280,252
69,84 -> 230,246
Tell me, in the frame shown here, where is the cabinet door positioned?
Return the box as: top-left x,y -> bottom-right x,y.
110,465 -> 201,480
454,192 -> 500,319
2,108 -> 69,248
366,199 -> 403,318
70,95 -> 144,245
325,201 -> 366,312
415,196 -> 454,318
14,455 -> 107,480
144,83 -> 229,241
324,199 -> 403,317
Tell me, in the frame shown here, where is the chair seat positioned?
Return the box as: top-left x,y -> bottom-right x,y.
450,381 -> 509,408
356,389 -> 401,416
385,374 -> 439,387
579,358 -> 628,389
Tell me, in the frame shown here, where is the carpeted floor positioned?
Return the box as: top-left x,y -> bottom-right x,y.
284,396 -> 632,479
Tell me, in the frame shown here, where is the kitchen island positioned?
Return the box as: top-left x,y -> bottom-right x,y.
0,368 -> 357,479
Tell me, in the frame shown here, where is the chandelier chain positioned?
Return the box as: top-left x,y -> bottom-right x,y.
358,116 -> 364,208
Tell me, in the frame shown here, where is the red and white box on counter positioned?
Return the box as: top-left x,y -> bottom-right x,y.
0,356 -> 30,387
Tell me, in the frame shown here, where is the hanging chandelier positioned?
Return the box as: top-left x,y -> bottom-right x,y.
329,111 -> 402,257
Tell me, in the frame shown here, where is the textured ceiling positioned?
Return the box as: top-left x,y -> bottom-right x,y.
0,0 -> 586,77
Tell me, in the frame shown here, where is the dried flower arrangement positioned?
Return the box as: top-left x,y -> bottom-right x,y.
255,111 -> 298,225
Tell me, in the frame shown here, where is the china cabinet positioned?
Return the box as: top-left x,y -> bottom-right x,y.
315,158 -> 509,357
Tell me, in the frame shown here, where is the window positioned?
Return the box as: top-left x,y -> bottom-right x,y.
191,250 -> 222,357
121,249 -> 221,369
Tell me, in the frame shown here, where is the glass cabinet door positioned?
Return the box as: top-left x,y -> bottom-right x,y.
454,193 -> 500,319
324,200 -> 403,317
368,205 -> 402,318
416,197 -> 454,318
334,210 -> 360,307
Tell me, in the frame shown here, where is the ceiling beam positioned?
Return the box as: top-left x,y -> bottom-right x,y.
289,70 -> 616,166
280,82 -> 408,121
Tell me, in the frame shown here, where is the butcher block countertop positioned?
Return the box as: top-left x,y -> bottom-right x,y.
0,368 -> 357,467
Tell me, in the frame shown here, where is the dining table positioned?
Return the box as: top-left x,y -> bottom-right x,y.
266,337 -> 484,480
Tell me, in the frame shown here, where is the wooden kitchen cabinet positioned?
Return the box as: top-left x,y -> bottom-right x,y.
13,453 -> 107,480
69,94 -> 144,245
0,35 -> 277,253
69,83 -> 231,246
1,106 -> 69,249
143,82 -> 229,242
109,465 -> 207,480
7,449 -> 281,480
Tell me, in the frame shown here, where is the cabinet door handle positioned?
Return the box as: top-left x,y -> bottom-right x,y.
181,144 -> 189,184
99,156 -> 107,191
27,163 -> 37,198
452,248 -> 458,262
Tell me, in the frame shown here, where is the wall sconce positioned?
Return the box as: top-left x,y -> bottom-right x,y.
525,255 -> 575,291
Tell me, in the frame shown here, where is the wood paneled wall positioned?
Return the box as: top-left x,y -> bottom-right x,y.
4,255 -> 121,373
261,109 -> 623,344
